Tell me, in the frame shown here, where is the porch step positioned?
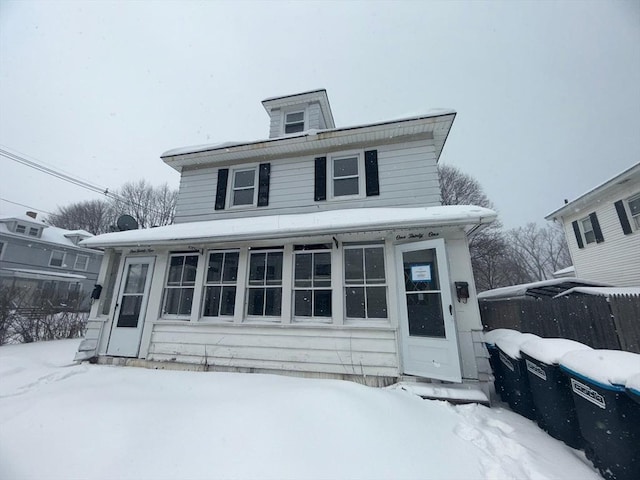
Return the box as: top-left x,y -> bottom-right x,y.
392,382 -> 490,406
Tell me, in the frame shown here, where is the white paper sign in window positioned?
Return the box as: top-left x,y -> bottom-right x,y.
411,265 -> 431,282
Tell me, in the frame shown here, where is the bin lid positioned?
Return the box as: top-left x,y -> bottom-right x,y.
483,329 -> 520,346
560,350 -> 640,389
627,372 -> 640,396
496,333 -> 540,360
520,338 -> 592,366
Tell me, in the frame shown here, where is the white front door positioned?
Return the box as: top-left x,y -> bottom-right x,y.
106,256 -> 155,357
396,239 -> 462,382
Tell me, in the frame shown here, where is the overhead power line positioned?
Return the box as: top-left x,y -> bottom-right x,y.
0,197 -> 55,216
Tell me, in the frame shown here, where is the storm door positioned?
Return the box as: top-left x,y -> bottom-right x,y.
106,256 -> 155,357
395,239 -> 461,382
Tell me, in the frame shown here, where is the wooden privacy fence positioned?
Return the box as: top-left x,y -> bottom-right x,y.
479,294 -> 640,353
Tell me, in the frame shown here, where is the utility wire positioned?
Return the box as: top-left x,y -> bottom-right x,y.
0,146 -> 171,218
0,197 -> 55,216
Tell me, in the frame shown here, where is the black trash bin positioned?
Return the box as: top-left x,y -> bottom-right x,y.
484,329 -> 520,402
520,338 -> 591,449
560,350 -> 640,480
495,333 -> 540,421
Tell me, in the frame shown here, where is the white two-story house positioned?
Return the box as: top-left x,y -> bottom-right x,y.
77,90 -> 496,389
545,162 -> 640,287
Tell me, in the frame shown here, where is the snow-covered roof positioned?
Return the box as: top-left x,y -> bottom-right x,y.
161,110 -> 456,172
477,277 -> 611,300
2,268 -> 87,280
545,162 -> 640,220
554,286 -> 640,298
552,265 -> 575,278
80,206 -> 496,248
0,220 -> 99,253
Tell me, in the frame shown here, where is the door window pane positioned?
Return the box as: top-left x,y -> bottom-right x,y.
117,296 -> 143,328
406,293 -> 445,338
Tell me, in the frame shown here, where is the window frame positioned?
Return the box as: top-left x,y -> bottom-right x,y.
74,254 -> 89,271
28,227 -> 39,237
329,151 -> 366,200
15,224 -> 26,234
626,193 -> 640,230
283,109 -> 306,134
0,241 -> 5,260
342,244 -> 389,322
49,250 -> 66,268
229,166 -> 258,208
200,249 -> 240,321
292,246 -> 332,323
245,248 -> 284,322
161,252 -> 200,319
579,216 -> 596,245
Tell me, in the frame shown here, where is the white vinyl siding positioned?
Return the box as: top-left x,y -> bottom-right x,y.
173,140 -> 440,223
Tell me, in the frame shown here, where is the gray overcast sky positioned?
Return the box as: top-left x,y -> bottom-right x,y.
1,0 -> 639,229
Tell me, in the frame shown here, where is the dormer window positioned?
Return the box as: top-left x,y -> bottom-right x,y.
284,111 -> 305,134
16,224 -> 26,234
28,227 -> 39,237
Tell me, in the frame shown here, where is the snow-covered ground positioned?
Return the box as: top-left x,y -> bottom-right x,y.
0,340 -> 601,480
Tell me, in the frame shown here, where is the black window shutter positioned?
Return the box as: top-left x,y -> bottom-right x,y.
257,163 -> 271,207
215,168 -> 229,210
314,157 -> 327,201
614,200 -> 633,235
590,212 -> 604,243
572,221 -> 584,249
364,150 -> 380,197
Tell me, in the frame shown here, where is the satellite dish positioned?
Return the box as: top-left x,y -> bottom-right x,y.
116,215 -> 139,231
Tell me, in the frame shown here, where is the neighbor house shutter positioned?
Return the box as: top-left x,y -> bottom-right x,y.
572,221 -> 584,249
614,200 -> 633,235
215,168 -> 229,210
364,150 -> 380,197
257,163 -> 271,207
314,157 -> 327,201
590,212 -> 604,243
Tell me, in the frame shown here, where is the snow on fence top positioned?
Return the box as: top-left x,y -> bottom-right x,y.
560,350 -> 640,388
520,338 -> 592,366
495,333 -> 540,360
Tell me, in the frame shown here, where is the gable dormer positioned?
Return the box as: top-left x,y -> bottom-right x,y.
0,212 -> 46,239
262,89 -> 335,138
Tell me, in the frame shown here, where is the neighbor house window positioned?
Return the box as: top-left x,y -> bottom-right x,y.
284,111 -> 305,134
74,255 -> 89,271
202,250 -> 239,319
293,245 -> 332,321
246,249 -> 283,318
0,242 -> 4,259
332,154 -> 362,198
628,194 -> 640,229
580,216 -> 596,244
49,251 -> 66,268
28,227 -> 39,237
343,245 -> 388,319
162,253 -> 199,317
16,224 -> 26,234
231,168 -> 257,207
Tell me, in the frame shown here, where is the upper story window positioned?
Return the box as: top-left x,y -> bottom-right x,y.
28,227 -> 39,237
162,253 -> 199,317
628,194 -> 640,229
0,241 -> 5,259
343,245 -> 388,320
202,250 -> 239,319
580,216 -> 596,244
74,254 -> 89,271
49,250 -> 66,268
247,249 -> 283,318
231,168 -> 257,207
16,224 -> 26,234
284,111 -> 305,134
332,154 -> 365,198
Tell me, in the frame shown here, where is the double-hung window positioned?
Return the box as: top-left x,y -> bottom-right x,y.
74,254 -> 89,271
293,246 -> 332,321
202,250 -> 239,319
284,111 -> 305,134
16,224 -> 26,234
231,168 -> 257,207
343,245 -> 388,319
247,249 -> 283,318
163,253 -> 199,317
49,250 -> 65,268
628,194 -> 640,229
332,154 -> 361,198
580,216 -> 596,244
28,227 -> 39,237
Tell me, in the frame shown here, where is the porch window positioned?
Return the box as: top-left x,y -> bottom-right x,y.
231,168 -> 257,206
293,246 -> 332,321
343,245 -> 388,319
246,249 -> 283,318
202,250 -> 239,319
162,253 -> 199,317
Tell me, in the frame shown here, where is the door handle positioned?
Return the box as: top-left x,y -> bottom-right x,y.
449,304 -> 453,315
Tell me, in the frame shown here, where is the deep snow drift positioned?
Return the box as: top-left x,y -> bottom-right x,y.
0,340 -> 601,480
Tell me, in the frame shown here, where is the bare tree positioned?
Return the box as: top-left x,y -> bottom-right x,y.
48,199 -> 115,235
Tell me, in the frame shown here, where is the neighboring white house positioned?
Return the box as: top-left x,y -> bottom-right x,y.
76,89 -> 497,389
545,162 -> 640,287
0,212 -> 103,309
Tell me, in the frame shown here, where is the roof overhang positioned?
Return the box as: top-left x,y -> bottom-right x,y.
161,111 -> 456,172
80,206 -> 496,249
545,162 -> 640,220
1,268 -> 87,281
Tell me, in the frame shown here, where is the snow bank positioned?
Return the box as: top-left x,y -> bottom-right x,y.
496,333 -> 540,360
483,328 -> 520,346
560,350 -> 640,388
520,338 -> 592,365
0,340 -> 601,480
